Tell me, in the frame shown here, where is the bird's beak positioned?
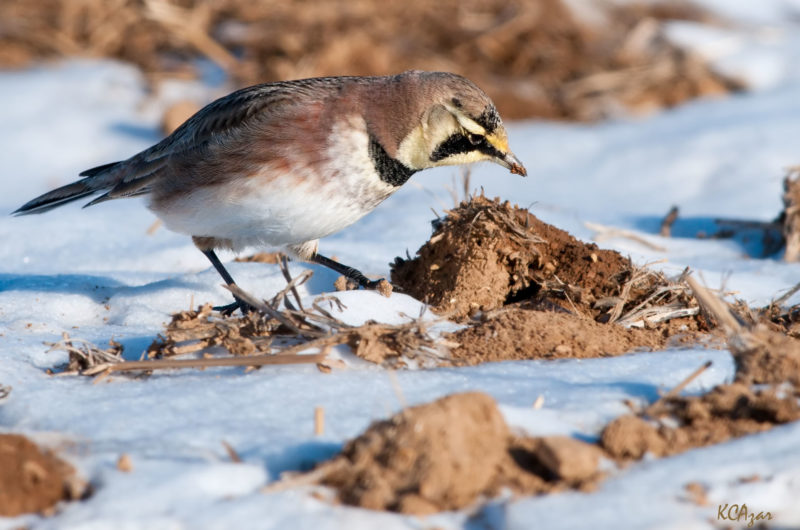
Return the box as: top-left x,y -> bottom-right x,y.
486,131 -> 527,176
496,150 -> 527,176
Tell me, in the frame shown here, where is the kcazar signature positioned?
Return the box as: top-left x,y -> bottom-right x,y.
717,504 -> 773,527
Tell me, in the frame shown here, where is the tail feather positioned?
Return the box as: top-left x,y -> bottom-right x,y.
80,161 -> 120,177
13,161 -> 123,216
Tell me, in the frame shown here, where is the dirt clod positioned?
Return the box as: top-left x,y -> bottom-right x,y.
391,195 -> 633,321
313,392 -> 603,514
534,436 -> 603,482
0,434 -> 84,517
602,383 -> 800,460
320,392 -> 509,513
601,415 -> 667,460
733,327 -> 800,386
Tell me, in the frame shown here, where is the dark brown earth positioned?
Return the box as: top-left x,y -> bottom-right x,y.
0,434 -> 85,517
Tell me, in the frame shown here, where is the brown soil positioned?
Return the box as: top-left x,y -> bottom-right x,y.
0,434 -> 85,517
392,195 -> 709,362
0,0 -> 742,121
602,383 -> 800,460
311,384 -> 799,515
315,392 -> 602,514
450,308 -> 667,364
732,327 -> 800,386
391,195 -> 633,321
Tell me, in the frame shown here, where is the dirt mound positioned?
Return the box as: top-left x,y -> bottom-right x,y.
450,308 -> 666,364
0,0 -> 742,121
0,434 -> 85,517
391,195 -> 634,321
602,383 -> 800,460
308,384 -> 797,515
391,195 -> 707,361
314,392 -> 602,514
732,327 -> 800,386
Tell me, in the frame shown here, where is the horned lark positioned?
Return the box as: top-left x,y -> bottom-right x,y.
15,70 -> 526,313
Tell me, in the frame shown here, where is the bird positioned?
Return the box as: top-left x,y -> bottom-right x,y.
13,70 -> 526,313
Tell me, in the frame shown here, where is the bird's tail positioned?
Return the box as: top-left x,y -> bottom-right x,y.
12,161 -> 122,216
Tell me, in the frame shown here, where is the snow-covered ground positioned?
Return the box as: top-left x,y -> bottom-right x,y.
3,5 -> 800,529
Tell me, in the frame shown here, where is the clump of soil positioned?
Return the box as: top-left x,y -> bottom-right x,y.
392,195 -> 707,361
314,392 -> 602,514
391,195 -> 635,321
602,383 -> 800,460
688,276 -> 800,387
450,308 -> 667,364
732,326 -> 800,386
601,279 -> 800,463
0,0 -> 742,121
308,383 -> 797,515
0,434 -> 86,517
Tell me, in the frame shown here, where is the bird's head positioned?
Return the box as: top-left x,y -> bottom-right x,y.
389,71 -> 526,177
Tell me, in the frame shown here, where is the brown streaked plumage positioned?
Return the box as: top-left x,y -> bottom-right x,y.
14,70 -> 526,313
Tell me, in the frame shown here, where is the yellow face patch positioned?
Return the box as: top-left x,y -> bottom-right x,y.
486,129 -> 509,154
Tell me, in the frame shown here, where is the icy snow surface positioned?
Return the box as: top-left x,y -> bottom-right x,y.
3,12 -> 800,530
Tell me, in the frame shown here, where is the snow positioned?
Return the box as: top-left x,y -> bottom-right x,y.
3,7 -> 800,529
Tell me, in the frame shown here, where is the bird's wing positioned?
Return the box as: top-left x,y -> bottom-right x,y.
90,80 -> 335,204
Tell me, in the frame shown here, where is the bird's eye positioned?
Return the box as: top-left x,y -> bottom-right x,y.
467,133 -> 483,145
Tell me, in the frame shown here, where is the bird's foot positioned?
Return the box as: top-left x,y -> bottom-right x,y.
213,298 -> 257,316
363,278 -> 393,297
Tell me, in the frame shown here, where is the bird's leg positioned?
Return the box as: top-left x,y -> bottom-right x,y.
311,253 -> 384,289
200,249 -> 255,315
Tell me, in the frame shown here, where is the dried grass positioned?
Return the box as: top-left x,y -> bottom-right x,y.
0,0 -> 743,121
45,260 -> 451,377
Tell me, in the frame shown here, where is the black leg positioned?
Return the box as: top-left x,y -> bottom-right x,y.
311,253 -> 383,289
200,249 -> 255,314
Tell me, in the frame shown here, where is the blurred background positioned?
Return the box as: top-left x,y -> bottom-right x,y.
3,0 -> 800,267
0,0 -> 746,125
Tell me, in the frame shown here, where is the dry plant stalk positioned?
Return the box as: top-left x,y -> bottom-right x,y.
314,407 -> 325,436
660,206 -> 679,237
612,266 -> 700,329
46,332 -> 124,375
586,221 -> 667,252
782,167 -> 800,261
646,360 -> 713,416
48,259 -> 452,377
